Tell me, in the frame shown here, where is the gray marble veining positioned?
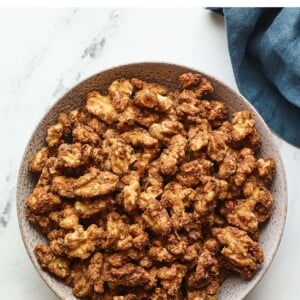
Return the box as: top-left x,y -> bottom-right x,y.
0,7 -> 299,300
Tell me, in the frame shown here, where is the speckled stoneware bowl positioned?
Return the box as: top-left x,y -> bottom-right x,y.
17,62 -> 287,300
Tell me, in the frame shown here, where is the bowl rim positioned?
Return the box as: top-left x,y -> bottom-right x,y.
17,61 -> 288,300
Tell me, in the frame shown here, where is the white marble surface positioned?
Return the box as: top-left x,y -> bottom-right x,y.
0,7 -> 299,300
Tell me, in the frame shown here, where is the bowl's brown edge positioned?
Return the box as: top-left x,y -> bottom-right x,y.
16,61 -> 288,300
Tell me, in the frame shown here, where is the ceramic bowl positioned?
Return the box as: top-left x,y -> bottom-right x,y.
17,62 -> 287,300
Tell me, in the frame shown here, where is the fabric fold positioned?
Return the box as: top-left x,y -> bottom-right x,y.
210,8 -> 300,147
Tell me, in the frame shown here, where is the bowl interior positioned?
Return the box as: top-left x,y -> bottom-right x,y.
17,62 -> 287,300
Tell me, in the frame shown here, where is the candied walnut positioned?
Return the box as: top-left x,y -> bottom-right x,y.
243,177 -> 273,222
133,147 -> 160,176
48,229 -> 67,256
48,257 -> 70,279
64,225 -> 96,259
58,112 -> 72,135
207,131 -> 228,163
244,127 -> 261,150
49,206 -> 79,230
105,263 -> 156,289
102,138 -> 135,175
105,212 -> 133,250
27,186 -> 61,214
108,79 -> 133,112
106,252 -> 129,267
135,107 -> 160,128
89,226 -> 107,250
29,147 -> 49,172
212,226 -> 264,278
103,128 -> 120,139
46,123 -> 64,147
217,121 -> 233,142
90,146 -> 104,165
188,120 -> 211,152
72,124 -> 100,145
149,119 -> 184,143
187,279 -> 220,300
183,242 -> 202,263
47,228 -> 68,241
27,211 -> 53,234
256,158 -> 275,183
224,176 -> 241,200
188,248 -> 219,289
138,186 -> 162,210
134,85 -> 172,112
87,116 -> 107,136
151,287 -> 168,300
149,240 -> 175,263
57,143 -> 84,168
88,252 -> 105,294
129,224 -> 149,250
142,199 -> 171,235
66,261 -> 92,298
121,128 -> 158,148
233,148 -> 256,186
160,134 -> 187,175
139,255 -> 153,269
187,290 -> 208,300
157,263 -> 187,297
161,182 -> 197,230
51,176 -> 76,198
35,244 -> 54,269
204,238 -> 220,254
195,176 -> 228,216
231,111 -> 255,142
75,196 -> 112,219
200,100 -> 228,128
130,78 -> 144,90
179,73 -> 213,97
35,244 -> 70,279
74,168 -> 119,198
68,110 -> 85,126
118,104 -> 139,129
176,159 -> 213,187
217,148 -> 238,179
220,198 -> 258,234
86,91 -> 118,124
142,159 -> 163,188
121,172 -> 140,212
176,90 -> 202,118
37,157 -> 60,187
126,248 -> 145,261
166,233 -> 187,256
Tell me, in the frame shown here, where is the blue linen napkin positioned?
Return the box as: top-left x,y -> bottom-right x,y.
210,8 -> 300,147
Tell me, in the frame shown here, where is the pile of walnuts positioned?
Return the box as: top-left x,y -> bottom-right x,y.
27,73 -> 275,299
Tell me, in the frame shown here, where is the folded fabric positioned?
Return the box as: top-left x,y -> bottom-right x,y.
210,8 -> 300,147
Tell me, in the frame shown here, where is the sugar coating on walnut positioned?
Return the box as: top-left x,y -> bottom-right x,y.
29,147 -> 49,172
46,123 -> 64,147
160,134 -> 187,175
102,137 -> 135,175
212,226 -> 264,278
57,143 -> 90,168
27,186 -> 61,214
27,73 -> 275,299
64,225 -> 96,259
49,206 -> 79,230
86,91 -> 119,125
